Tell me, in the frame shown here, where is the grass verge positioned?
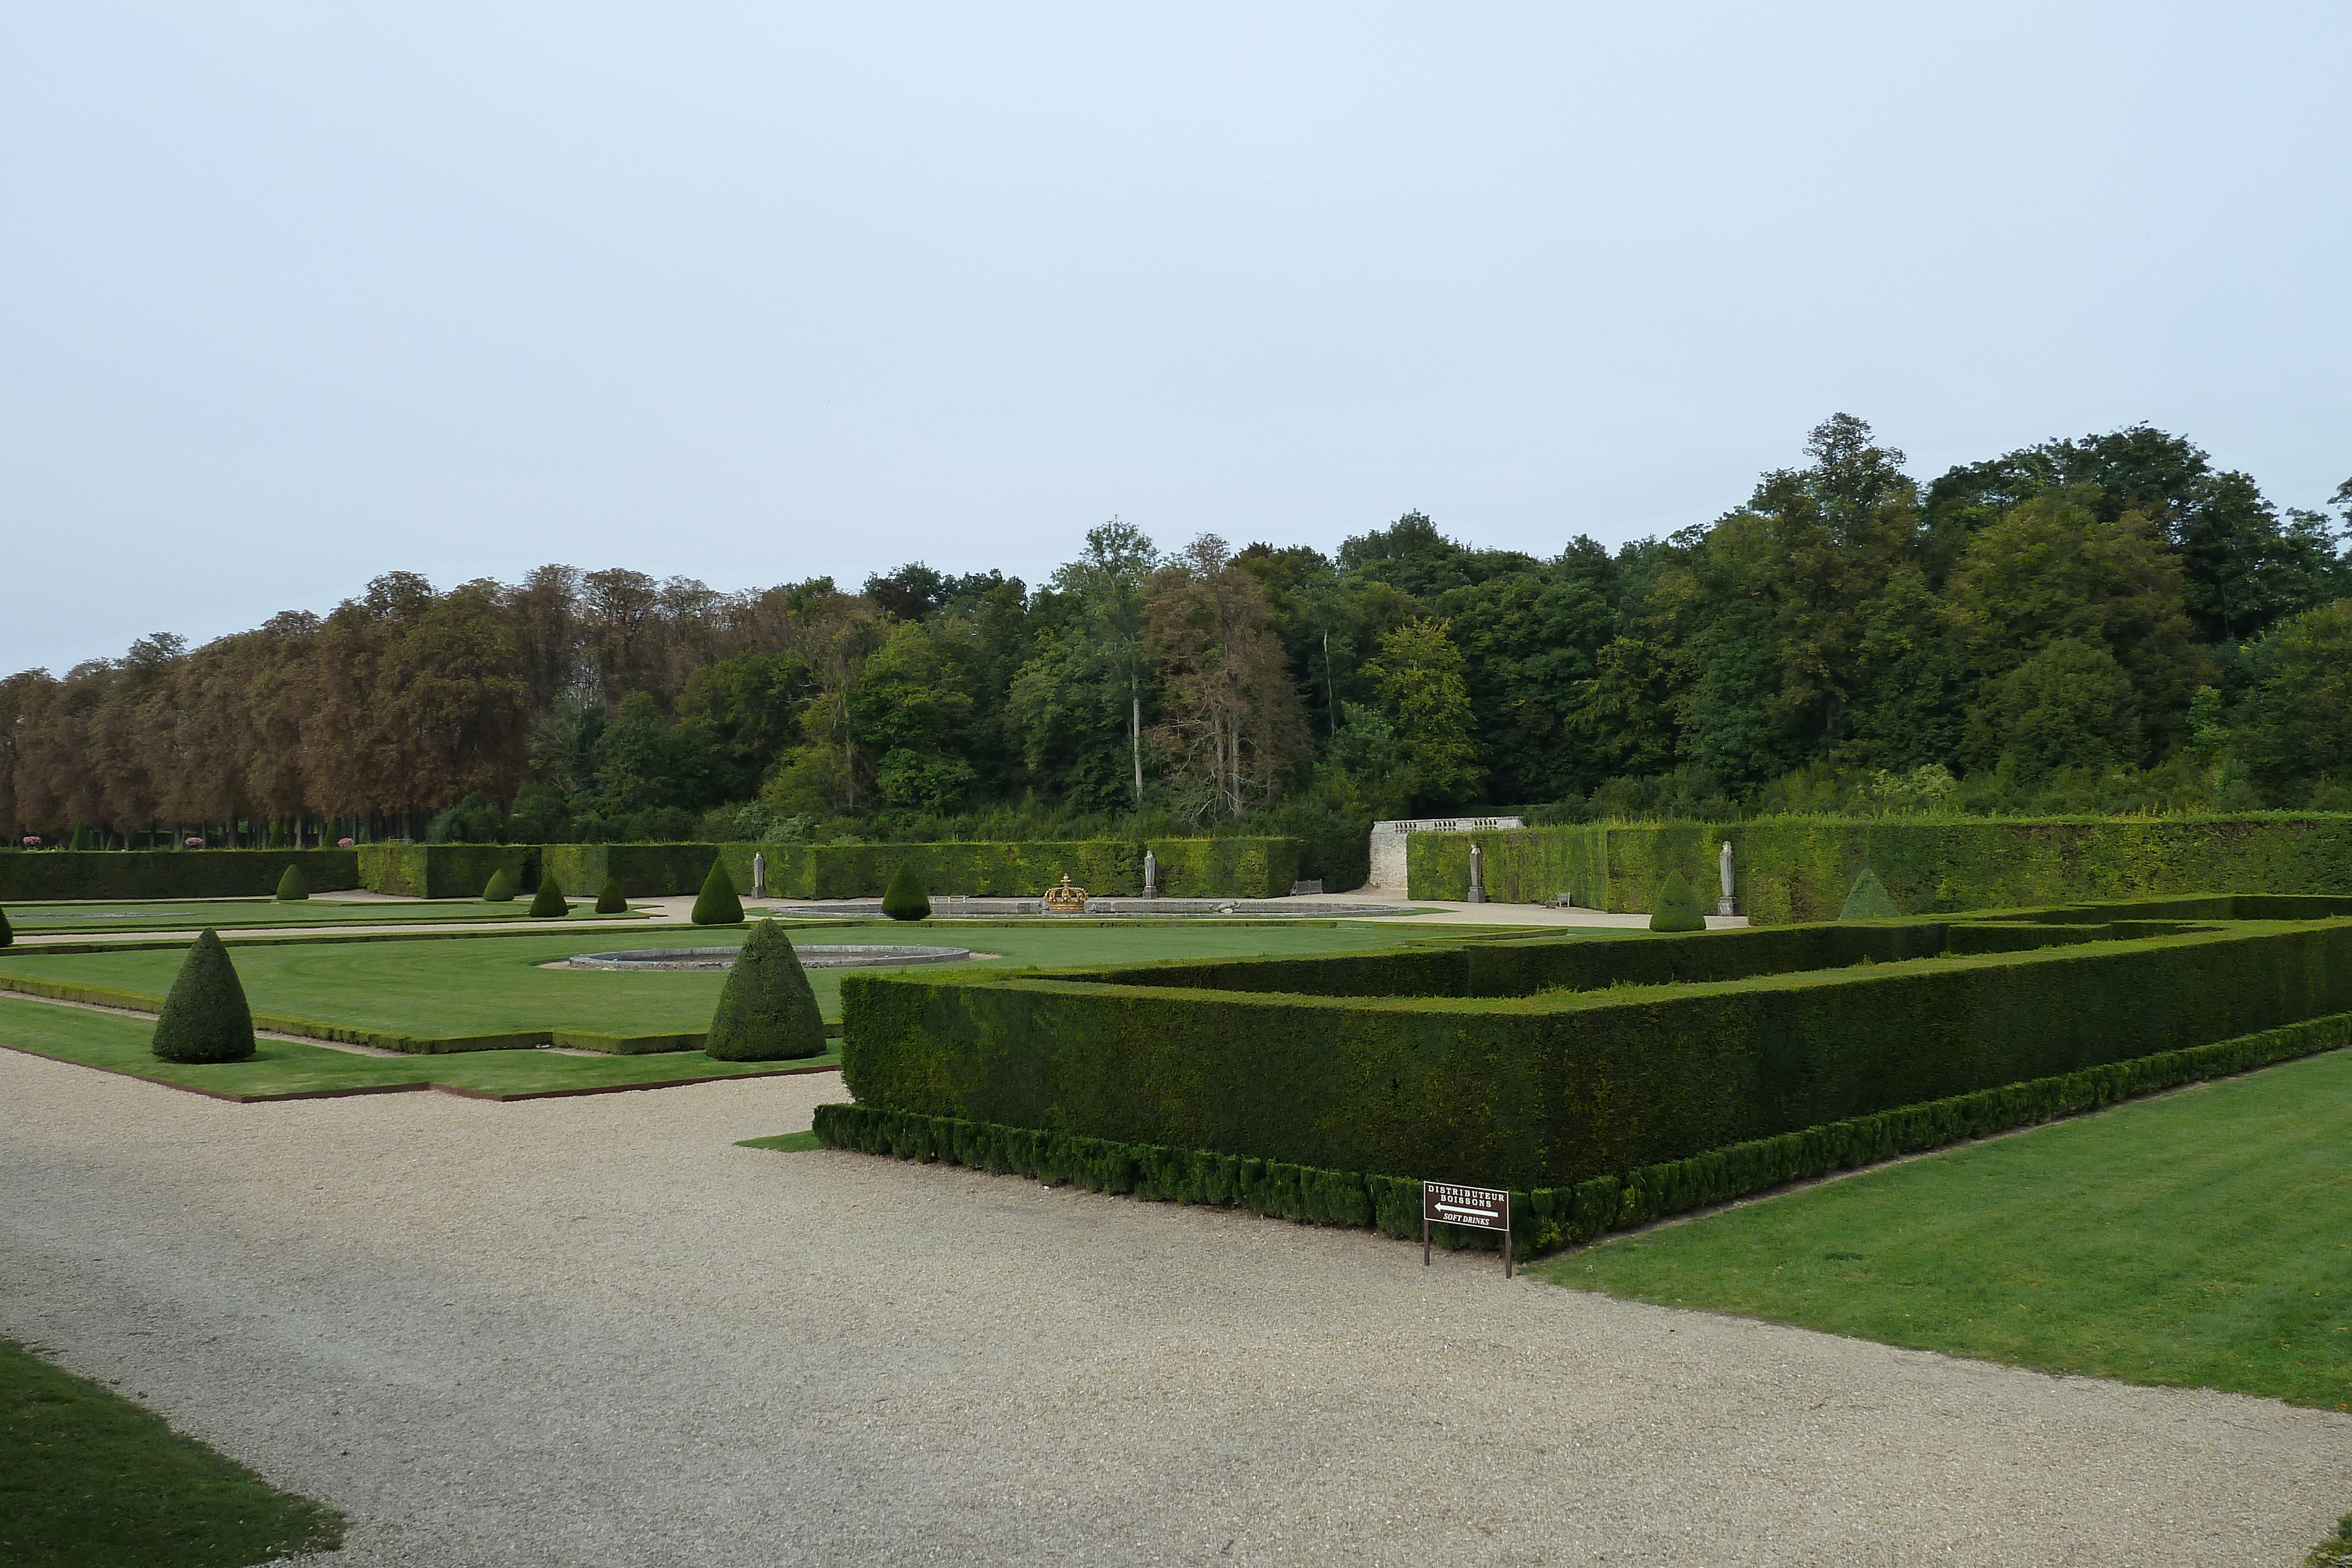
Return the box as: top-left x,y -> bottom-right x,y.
0,997 -> 837,1101
737,1130 -> 824,1152
1545,1047 -> 2352,1410
1,1338 -> 344,1567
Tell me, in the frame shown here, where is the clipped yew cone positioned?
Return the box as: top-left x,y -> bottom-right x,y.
151,930 -> 256,1064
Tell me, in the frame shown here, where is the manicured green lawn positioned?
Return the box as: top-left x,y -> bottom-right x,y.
0,997 -> 837,1100
0,897 -> 645,933
0,918 -> 1456,1035
1546,1048 -> 2352,1410
1,1337 -> 344,1567
737,1130 -> 824,1152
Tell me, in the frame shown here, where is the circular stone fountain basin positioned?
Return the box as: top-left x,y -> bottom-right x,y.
566,944 -> 971,972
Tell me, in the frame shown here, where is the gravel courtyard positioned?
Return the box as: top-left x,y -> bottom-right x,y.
2,1047 -> 2344,1567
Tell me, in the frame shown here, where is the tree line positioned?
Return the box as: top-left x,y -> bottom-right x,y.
4,416 -> 2348,871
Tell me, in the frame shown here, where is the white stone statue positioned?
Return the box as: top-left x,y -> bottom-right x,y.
1717,840 -> 1735,917
1142,848 -> 1157,898
1467,842 -> 1486,904
751,851 -> 766,899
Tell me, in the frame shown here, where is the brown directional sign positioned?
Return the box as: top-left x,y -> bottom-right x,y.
1423,1181 -> 1515,1277
1424,1182 -> 1508,1231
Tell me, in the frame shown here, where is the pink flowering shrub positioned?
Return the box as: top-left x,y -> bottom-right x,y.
20,835 -> 38,847
185,836 -> 205,848
338,837 -> 355,847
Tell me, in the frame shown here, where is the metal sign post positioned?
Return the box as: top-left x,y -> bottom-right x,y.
1422,1181 -> 1514,1278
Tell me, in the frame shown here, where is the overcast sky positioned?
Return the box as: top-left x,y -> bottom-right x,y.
4,2 -> 2347,673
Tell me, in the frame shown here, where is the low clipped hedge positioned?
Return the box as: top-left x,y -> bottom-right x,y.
1406,814 -> 2352,924
716,838 -> 1301,901
840,905 -> 2352,1191
817,1009 -> 2352,1256
0,848 -> 359,902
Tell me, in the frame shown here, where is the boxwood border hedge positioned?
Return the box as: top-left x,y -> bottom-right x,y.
839,900 -> 2352,1192
816,1009 -> 2352,1258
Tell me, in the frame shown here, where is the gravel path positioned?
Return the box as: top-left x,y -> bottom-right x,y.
2,1049 -> 2343,1567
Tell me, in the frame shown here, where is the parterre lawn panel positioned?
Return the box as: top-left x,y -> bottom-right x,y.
1549,1044 -> 2352,1411
839,908 -> 2352,1189
0,920 -> 1446,1040
0,997 -> 831,1098
0,898 -> 647,934
0,1335 -> 346,1564
1407,814 -> 2352,922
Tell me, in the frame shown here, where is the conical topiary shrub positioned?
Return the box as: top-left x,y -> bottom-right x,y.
151,930 -> 256,1064
1647,870 -> 1707,933
704,920 -> 826,1061
483,867 -> 518,902
881,862 -> 931,921
0,905 -> 13,949
275,863 -> 309,902
691,860 -> 743,926
1840,868 -> 1902,920
595,877 -> 628,914
530,874 -> 569,918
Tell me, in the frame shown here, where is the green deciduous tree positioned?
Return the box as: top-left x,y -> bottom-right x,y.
1361,618 -> 1482,808
2241,600 -> 2352,798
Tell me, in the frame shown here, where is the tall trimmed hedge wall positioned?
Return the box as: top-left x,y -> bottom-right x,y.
544,843 -> 718,899
356,843 -> 537,900
1406,814 -> 2352,924
840,908 -> 2352,1191
717,837 -> 1299,901
0,848 -> 359,902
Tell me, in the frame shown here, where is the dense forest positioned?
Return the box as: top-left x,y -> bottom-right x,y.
5,416 -> 2348,878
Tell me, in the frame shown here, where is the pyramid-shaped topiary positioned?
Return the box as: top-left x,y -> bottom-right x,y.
704,920 -> 826,1061
1646,870 -> 1707,933
483,867 -> 518,902
1839,868 -> 1902,920
0,905 -> 13,949
275,863 -> 309,902
691,860 -> 743,925
151,930 -> 256,1064
529,874 -> 569,918
595,877 -> 628,914
881,862 -> 931,921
